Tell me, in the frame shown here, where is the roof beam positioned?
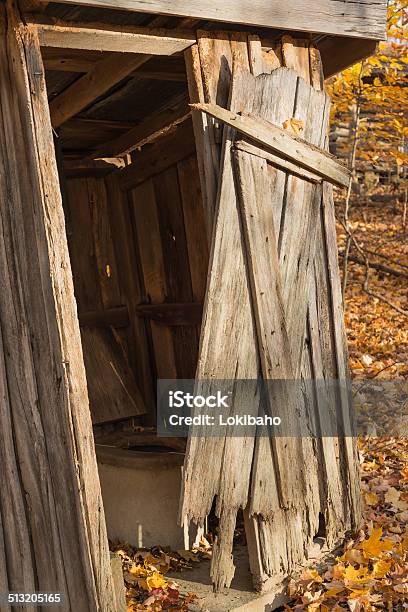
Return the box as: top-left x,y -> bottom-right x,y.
318,37 -> 378,78
92,93 -> 190,158
36,0 -> 387,40
31,17 -> 196,54
41,48 -> 99,72
19,0 -> 49,12
50,53 -> 150,128
42,51 -> 186,81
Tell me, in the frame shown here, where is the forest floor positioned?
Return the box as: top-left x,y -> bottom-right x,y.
113,186 -> 408,611
286,185 -> 408,610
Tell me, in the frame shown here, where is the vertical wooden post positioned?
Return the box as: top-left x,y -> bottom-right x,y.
0,2 -> 115,609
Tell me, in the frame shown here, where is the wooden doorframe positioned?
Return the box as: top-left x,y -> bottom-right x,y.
0,3 -> 116,608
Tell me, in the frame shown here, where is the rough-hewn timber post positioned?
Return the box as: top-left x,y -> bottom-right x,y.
0,2 -> 115,609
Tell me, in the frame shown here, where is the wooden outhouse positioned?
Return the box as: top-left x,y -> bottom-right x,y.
0,0 -> 387,609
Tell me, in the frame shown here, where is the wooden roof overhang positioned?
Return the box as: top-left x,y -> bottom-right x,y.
25,0 -> 387,39
22,0 -> 387,162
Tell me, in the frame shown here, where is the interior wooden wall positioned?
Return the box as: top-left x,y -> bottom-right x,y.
64,120 -> 209,425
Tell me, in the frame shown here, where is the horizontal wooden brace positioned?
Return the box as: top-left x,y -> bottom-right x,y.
93,427 -> 186,452
79,306 -> 130,327
192,102 -> 351,187
38,0 -> 387,40
79,303 -> 203,328
234,140 -> 322,183
32,17 -> 196,55
135,302 -> 203,326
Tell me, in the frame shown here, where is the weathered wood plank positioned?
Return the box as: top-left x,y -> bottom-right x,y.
0,4 -> 115,607
81,327 -> 146,424
320,182 -> 362,524
153,165 -> 198,379
33,17 -> 196,54
235,140 -> 322,182
232,69 -> 320,583
65,178 -> 103,310
130,179 -> 178,380
177,154 -> 209,302
181,33 -> 261,592
50,52 -> 150,128
105,173 -> 156,411
184,44 -> 212,237
193,101 -> 351,187
87,177 -> 122,309
42,0 -> 387,40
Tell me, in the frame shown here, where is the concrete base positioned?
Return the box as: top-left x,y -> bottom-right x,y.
167,546 -> 288,612
97,445 -> 190,550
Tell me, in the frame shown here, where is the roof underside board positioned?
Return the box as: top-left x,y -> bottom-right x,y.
43,0 -> 387,39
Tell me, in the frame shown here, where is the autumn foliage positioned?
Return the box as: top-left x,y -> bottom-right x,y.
327,0 -> 408,171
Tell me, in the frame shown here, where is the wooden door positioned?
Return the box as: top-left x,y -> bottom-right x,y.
181,33 -> 361,592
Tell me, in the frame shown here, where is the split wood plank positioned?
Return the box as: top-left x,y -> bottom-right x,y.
33,17 -> 196,54
50,52 -> 151,128
183,32 -> 233,239
192,102 -> 351,187
184,44 -> 212,236
231,70 -> 310,509
42,0 -> 388,40
306,263 -> 349,543
0,4 -> 115,607
181,33 -> 262,592
231,69 -> 322,590
319,182 -> 362,523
